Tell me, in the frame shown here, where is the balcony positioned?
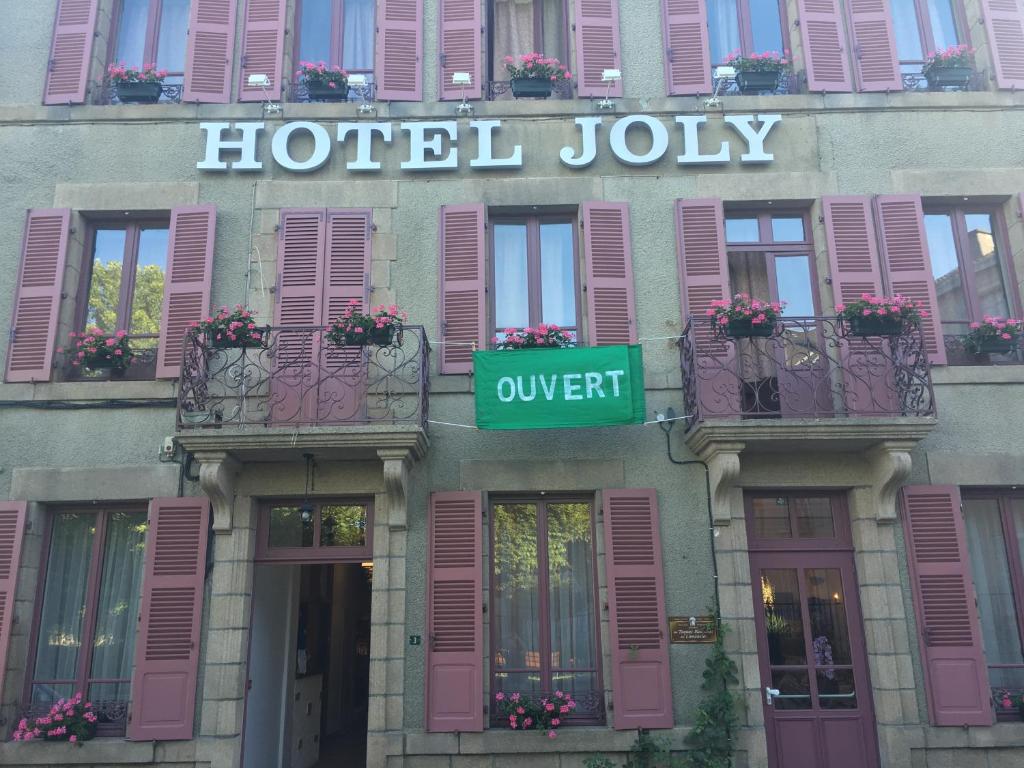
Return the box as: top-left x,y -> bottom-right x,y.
177,325 -> 429,430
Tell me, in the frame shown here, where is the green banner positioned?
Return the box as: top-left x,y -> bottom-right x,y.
474,345 -> 645,430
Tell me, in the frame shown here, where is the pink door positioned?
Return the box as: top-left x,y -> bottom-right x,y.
746,494 -> 881,768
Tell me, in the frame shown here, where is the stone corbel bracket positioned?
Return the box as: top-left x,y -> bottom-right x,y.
192,450 -> 241,532
867,440 -> 916,524
378,448 -> 412,531
699,442 -> 745,526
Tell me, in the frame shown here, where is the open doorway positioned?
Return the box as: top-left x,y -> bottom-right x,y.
243,562 -> 372,768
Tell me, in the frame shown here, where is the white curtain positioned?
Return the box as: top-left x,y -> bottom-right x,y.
493,224 -> 529,330
539,223 -> 575,329
706,0 -> 740,64
343,0 -> 376,72
492,0 -> 535,79
157,0 -> 190,75
114,0 -> 149,66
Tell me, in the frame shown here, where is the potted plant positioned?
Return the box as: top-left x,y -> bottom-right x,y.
193,305 -> 267,349
837,294 -> 926,337
11,692 -> 98,743
108,62 -> 167,104
503,53 -> 572,99
725,49 -> 791,94
707,293 -> 784,338
494,690 -> 577,738
965,316 -> 1021,354
922,44 -> 975,89
297,61 -> 350,101
325,301 -> 407,347
60,328 -> 133,374
494,324 -> 575,350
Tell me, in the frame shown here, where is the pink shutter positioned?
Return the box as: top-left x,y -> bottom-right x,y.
272,209 -> 327,424
798,0 -> 853,92
874,195 -> 946,364
901,486 -> 992,726
847,0 -> 901,91
43,0 -> 99,105
602,489 -> 673,729
979,0 -> 1024,89
582,202 -> 637,345
0,502 -> 28,712
439,205 -> 486,374
662,0 -> 712,95
5,210 -> 70,383
238,0 -> 287,101
128,497 -> 211,741
425,491 -> 483,732
675,198 -> 739,418
438,0 -> 481,100
377,0 -> 424,100
157,205 -> 217,379
183,0 -> 237,103
319,210 -> 372,422
574,0 -> 624,97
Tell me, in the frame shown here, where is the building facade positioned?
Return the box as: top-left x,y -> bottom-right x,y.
0,0 -> 1023,766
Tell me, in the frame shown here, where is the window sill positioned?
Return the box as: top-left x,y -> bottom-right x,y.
0,739 -> 154,764
1,379 -> 178,402
931,365 -> 1024,386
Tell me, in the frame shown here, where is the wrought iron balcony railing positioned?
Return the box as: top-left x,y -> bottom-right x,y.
93,80 -> 183,104
679,316 -> 935,428
176,325 -> 429,429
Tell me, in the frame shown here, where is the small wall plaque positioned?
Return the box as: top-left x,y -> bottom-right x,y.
668,615 -> 717,644
409,635 -> 422,646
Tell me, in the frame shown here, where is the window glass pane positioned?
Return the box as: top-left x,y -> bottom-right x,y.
87,230 -> 127,332
752,497 -> 792,538
320,504 -> 367,547
492,503 -> 542,679
539,0 -> 567,64
793,497 -> 835,538
749,0 -> 783,53
114,0 -> 149,67
965,213 -> 1011,319
31,682 -> 77,705
804,568 -> 852,665
343,0 -> 375,71
927,0 -> 961,48
131,227 -> 168,344
964,499 -> 1024,685
925,213 -> 970,323
761,569 -> 806,664
817,668 -> 857,709
89,512 -> 147,690
156,0 -> 189,78
707,0 -> 740,64
268,506 -> 313,548
774,255 -> 815,317
771,669 -> 812,709
33,514 -> 96,686
547,503 -> 596,688
494,224 -> 530,330
771,217 -> 805,242
540,223 -> 576,329
725,217 -> 759,243
889,0 -> 925,60
299,0 -> 333,63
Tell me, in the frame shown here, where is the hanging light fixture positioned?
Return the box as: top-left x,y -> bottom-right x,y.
300,452 -> 315,523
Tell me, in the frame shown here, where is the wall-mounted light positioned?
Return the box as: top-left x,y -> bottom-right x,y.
704,66 -> 736,109
452,72 -> 473,116
347,74 -> 375,116
248,73 -> 281,114
597,68 -> 621,110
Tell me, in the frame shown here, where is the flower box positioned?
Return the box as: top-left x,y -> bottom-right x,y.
925,66 -> 972,89
115,81 -> 163,103
725,318 -> 775,338
847,315 -> 905,337
972,338 -> 1016,354
209,327 -> 269,349
326,302 -> 407,348
306,82 -> 350,101
735,70 -> 781,94
964,316 -> 1021,355
510,78 -> 553,99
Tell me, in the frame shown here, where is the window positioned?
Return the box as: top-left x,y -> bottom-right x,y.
25,509 -> 148,736
296,0 -> 376,88
962,491 -> 1024,712
888,0 -> 964,82
111,0 -> 190,86
256,500 -> 373,562
490,497 -> 603,723
924,206 -> 1018,335
488,0 -> 569,85
490,214 -> 580,344
707,0 -> 785,64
